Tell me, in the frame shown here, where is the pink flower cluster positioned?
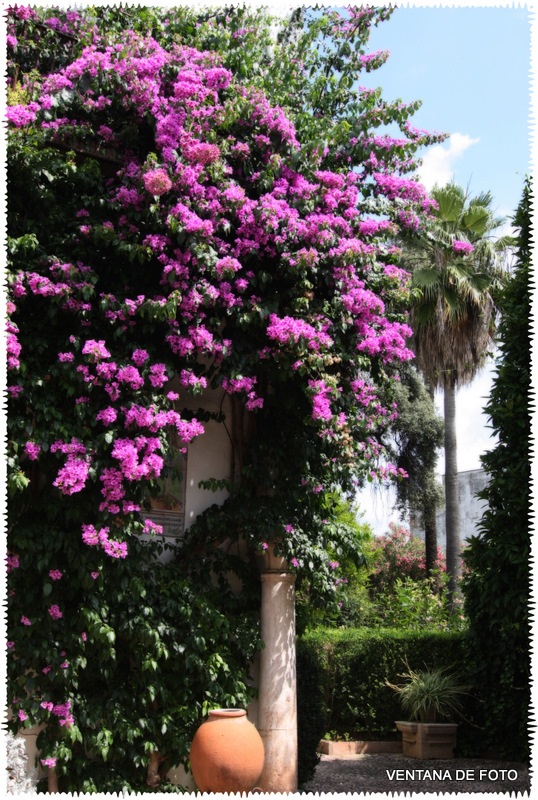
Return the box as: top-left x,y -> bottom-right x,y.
7,328 -> 21,370
81,524 -> 128,559
452,239 -> 475,255
24,441 -> 41,460
143,168 -> 172,196
143,519 -> 164,535
48,605 -> 62,620
40,699 -> 74,727
185,141 -> 221,164
51,440 -> 90,496
267,314 -> 333,352
222,376 -> 264,410
373,173 -> 436,212
52,458 -> 90,496
7,554 -> 19,573
309,380 -> 334,421
82,339 -> 111,361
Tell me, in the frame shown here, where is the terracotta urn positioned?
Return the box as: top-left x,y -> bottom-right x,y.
189,708 -> 265,792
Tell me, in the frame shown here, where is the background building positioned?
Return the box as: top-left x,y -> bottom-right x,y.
411,468 -> 490,550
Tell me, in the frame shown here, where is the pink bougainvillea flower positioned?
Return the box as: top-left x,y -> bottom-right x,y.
53,455 -> 90,495
24,441 -> 41,460
7,554 -> 19,572
82,339 -> 111,360
284,524 -> 295,533
48,605 -> 62,620
452,239 -> 475,255
96,406 -> 118,426
131,348 -> 149,366
143,519 -> 164,535
143,168 -> 172,196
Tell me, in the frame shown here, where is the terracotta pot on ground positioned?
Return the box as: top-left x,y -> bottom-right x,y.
189,709 -> 265,792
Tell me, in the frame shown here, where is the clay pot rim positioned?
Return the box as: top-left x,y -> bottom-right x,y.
208,708 -> 246,718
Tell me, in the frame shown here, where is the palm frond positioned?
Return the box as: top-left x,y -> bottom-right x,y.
462,205 -> 491,235
401,180 -> 509,387
411,267 -> 443,291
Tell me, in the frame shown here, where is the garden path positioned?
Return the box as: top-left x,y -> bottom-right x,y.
301,753 -> 530,795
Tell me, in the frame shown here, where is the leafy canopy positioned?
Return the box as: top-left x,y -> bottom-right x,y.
6,4 -> 447,790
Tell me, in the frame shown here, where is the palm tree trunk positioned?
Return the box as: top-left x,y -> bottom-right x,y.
444,380 -> 462,609
423,486 -> 439,590
423,382 -> 439,585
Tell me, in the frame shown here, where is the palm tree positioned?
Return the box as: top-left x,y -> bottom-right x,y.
404,182 -> 510,607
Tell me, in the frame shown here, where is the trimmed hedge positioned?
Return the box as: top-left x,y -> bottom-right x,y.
296,638 -> 329,787
297,627 -> 482,784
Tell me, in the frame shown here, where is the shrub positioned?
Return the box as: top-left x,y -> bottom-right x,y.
387,664 -> 470,722
296,639 -> 328,787
367,523 -> 445,595
297,628 -> 475,745
462,178 -> 532,761
371,576 -> 467,630
325,522 -> 464,631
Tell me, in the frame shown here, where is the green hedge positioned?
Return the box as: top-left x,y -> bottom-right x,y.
297,627 -> 482,784
296,638 -> 329,787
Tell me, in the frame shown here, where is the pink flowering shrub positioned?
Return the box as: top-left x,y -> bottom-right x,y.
6,4 -> 448,790
368,522 -> 446,595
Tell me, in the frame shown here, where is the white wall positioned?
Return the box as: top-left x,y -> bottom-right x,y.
411,468 -> 490,549
175,382 -> 233,527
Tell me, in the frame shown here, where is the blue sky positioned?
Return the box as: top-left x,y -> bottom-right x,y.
364,3 -> 531,224
349,2 -> 532,533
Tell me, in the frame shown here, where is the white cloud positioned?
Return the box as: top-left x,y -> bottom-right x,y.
418,132 -> 480,191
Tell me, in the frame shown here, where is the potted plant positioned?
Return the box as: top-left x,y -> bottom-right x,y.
387,664 -> 470,759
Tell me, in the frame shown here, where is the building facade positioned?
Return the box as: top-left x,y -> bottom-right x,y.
411,468 -> 490,549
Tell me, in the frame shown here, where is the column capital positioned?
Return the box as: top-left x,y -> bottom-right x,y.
261,570 -> 295,582
258,543 -> 291,573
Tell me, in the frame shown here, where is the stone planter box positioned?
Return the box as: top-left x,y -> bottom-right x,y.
318,740 -> 403,755
396,721 -> 458,759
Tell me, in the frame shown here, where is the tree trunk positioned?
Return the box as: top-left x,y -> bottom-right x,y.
423,485 -> 439,589
444,381 -> 461,609
423,382 -> 439,584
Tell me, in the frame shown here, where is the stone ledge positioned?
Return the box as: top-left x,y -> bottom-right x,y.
318,740 -> 403,755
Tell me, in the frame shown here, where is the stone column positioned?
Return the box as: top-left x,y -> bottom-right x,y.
257,550 -> 298,793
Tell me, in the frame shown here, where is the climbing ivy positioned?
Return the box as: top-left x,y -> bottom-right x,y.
462,178 -> 532,760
